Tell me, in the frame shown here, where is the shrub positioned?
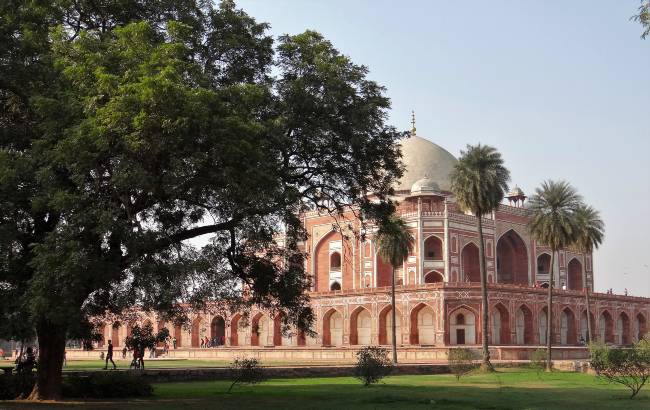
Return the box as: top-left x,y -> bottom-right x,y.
227,358 -> 266,393
589,337 -> 650,399
62,372 -> 153,398
354,346 -> 393,386
0,374 -> 35,400
448,348 -> 478,380
530,348 -> 548,372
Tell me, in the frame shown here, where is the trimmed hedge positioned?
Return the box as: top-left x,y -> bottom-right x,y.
0,372 -> 152,400
63,372 -> 153,398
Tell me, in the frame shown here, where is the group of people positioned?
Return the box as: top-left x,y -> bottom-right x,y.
100,340 -> 147,370
199,335 -> 226,348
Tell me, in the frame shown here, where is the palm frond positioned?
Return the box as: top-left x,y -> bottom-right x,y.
450,144 -> 510,215
574,204 -> 605,253
375,216 -> 413,268
528,180 -> 582,250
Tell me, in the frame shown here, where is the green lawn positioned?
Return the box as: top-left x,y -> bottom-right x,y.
3,368 -> 649,409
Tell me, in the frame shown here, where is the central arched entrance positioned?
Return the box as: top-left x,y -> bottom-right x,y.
450,308 -> 476,345
496,230 -> 528,285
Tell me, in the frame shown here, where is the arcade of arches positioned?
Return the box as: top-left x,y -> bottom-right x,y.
96,298 -> 649,351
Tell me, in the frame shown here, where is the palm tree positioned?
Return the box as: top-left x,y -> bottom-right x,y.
528,180 -> 582,371
450,144 -> 510,371
375,215 -> 414,364
574,204 -> 605,344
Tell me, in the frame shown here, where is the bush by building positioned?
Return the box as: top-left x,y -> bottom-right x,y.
227,358 -> 266,393
589,337 -> 650,399
448,348 -> 478,380
354,346 -> 393,386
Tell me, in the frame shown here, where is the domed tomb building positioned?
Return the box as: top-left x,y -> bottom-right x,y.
90,130 -> 650,362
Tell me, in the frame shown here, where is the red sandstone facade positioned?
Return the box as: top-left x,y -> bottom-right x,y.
92,135 -> 650,359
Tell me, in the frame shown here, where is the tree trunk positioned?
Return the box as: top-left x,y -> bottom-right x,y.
477,213 -> 493,372
27,324 -> 67,401
546,250 -> 555,372
391,265 -> 398,364
585,285 -> 592,344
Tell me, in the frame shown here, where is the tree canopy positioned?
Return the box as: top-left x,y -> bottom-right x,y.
0,0 -> 403,399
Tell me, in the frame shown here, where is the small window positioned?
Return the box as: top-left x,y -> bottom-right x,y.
330,252 -> 341,270
456,314 -> 466,325
330,282 -> 341,291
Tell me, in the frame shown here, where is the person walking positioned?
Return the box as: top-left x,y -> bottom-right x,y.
103,340 -> 116,370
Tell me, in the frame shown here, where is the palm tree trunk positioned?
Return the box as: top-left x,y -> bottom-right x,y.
391,265 -> 398,364
477,213 -> 493,371
546,250 -> 555,372
585,285 -> 592,344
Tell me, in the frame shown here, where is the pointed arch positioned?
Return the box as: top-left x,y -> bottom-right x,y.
424,270 -> 444,284
537,253 -> 551,276
449,306 -> 477,345
617,312 -> 631,345
491,303 -> 511,344
515,304 -> 534,345
461,242 -> 480,282
560,307 -> 577,345
580,309 -> 596,343
313,230 -> 339,292
599,310 -> 615,343
538,306 -> 548,345
322,308 -> 343,346
567,258 -> 583,291
350,306 -> 372,345
636,313 -> 647,342
211,316 -> 225,344
409,303 -> 435,345
423,235 -> 443,260
378,305 -> 402,345
496,229 -> 529,285
111,322 -> 121,348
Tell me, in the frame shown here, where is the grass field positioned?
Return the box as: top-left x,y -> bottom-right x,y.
2,368 -> 649,409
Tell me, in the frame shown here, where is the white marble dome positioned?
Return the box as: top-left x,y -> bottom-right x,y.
396,134 -> 457,192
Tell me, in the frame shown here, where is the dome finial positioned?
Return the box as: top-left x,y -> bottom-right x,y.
410,110 -> 416,135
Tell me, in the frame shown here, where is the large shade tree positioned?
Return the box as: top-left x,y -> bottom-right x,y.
528,180 -> 582,371
450,144 -> 510,371
374,215 -> 413,364
0,0 -> 404,400
574,204 -> 605,343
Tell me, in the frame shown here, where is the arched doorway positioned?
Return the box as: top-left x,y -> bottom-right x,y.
617,312 -> 631,345
172,323 -> 182,348
636,313 -> 647,342
350,307 -> 372,345
323,309 -> 343,346
539,307 -> 548,345
496,230 -> 529,285
537,254 -> 551,276
378,306 -> 402,345
450,308 -> 476,345
491,304 -> 511,345
599,311 -> 614,343
560,308 -> 577,345
211,316 -> 225,345
515,305 -> 533,345
111,322 -> 121,348
580,310 -> 596,343
191,317 -> 203,348
461,243 -> 480,282
409,304 -> 435,345
251,314 -> 270,347
567,259 -> 583,291
423,236 -> 443,260
424,271 -> 444,284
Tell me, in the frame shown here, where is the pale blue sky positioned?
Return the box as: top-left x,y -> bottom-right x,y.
237,0 -> 650,296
